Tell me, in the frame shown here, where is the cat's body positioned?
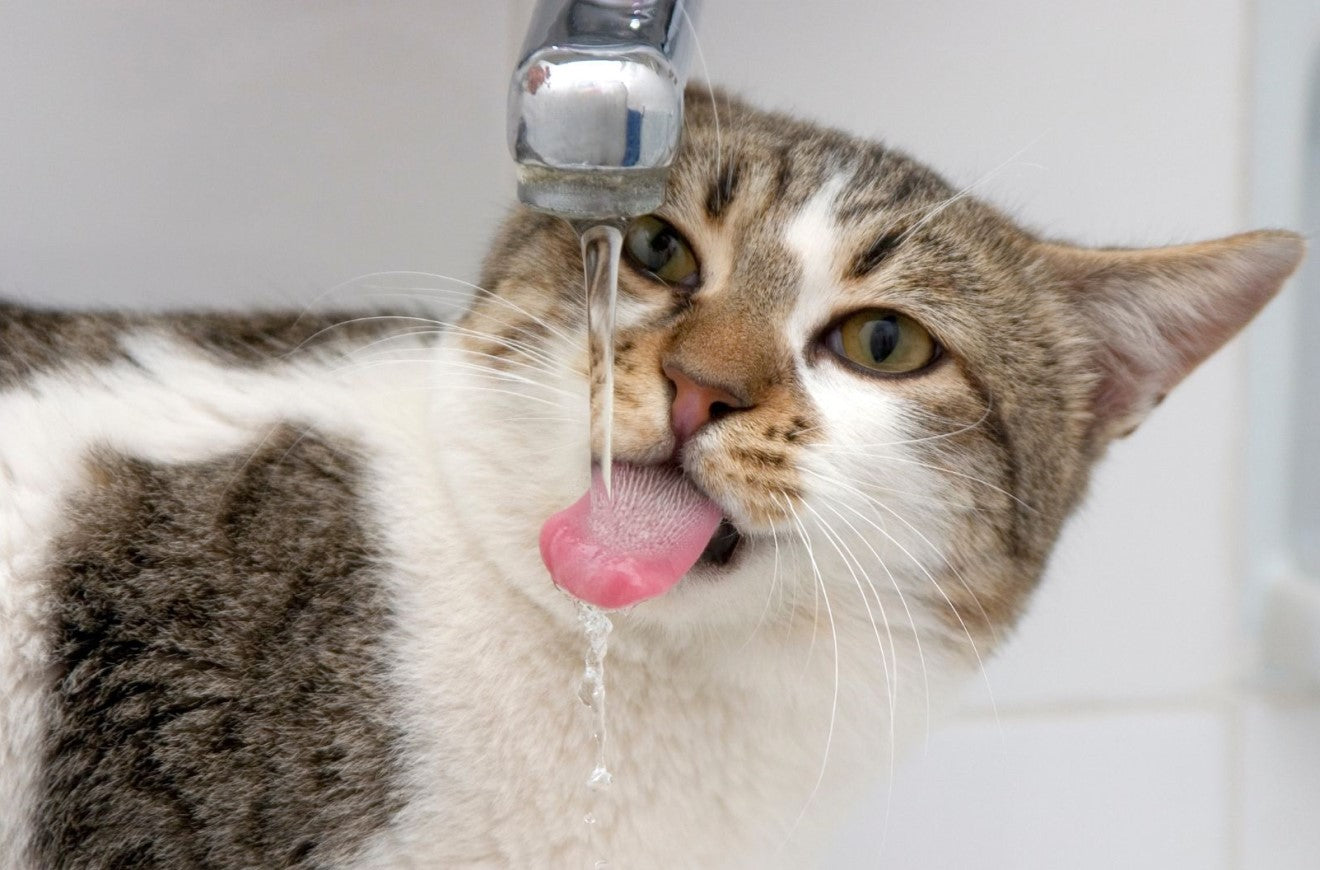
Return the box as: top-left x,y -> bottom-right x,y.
0,305 -> 927,867
0,91 -> 1303,867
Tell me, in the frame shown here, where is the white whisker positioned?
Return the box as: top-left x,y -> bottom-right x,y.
779,497 -> 840,850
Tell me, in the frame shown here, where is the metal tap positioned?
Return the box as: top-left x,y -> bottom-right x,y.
508,0 -> 700,220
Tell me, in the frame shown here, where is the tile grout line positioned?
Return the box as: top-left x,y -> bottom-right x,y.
951,692 -> 1239,724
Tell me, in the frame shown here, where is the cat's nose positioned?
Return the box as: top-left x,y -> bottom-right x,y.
663,363 -> 751,445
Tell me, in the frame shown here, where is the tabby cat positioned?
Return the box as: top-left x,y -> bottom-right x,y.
0,88 -> 1302,867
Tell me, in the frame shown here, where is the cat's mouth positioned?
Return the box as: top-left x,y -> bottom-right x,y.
696,517 -> 743,567
676,459 -> 745,569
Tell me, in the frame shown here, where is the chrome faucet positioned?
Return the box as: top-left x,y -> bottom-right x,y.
508,0 -> 701,220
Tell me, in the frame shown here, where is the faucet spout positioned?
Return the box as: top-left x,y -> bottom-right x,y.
508,0 -> 701,219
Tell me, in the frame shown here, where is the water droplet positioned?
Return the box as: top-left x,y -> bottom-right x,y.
588,765 -> 614,790
576,602 -> 614,791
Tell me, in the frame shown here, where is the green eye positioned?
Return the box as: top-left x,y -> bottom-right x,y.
825,309 -> 938,374
623,215 -> 700,288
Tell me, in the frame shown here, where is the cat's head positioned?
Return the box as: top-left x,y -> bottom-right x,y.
444,88 -> 1301,658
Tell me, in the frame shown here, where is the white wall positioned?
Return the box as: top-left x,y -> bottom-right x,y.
2,2 -> 1314,867
0,2 -> 513,309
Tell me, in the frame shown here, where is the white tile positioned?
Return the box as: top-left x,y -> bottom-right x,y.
1243,697 -> 1320,870
700,0 -> 1244,242
0,1 -> 515,308
826,710 -> 1230,870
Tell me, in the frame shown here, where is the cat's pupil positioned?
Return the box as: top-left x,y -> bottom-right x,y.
645,229 -> 678,269
862,316 -> 901,363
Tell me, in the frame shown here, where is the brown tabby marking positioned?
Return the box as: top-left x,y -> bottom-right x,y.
0,301 -> 413,388
34,428 -> 402,868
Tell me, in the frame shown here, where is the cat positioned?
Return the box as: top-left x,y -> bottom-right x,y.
0,87 -> 1303,868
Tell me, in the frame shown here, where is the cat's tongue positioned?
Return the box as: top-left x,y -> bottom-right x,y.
539,464 -> 723,610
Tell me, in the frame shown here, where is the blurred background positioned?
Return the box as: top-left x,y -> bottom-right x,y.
2,1 -> 1317,867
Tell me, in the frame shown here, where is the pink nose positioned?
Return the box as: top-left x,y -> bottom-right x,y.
663,363 -> 749,445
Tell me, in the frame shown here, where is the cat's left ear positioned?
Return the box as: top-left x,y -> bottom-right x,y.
1044,230 -> 1305,442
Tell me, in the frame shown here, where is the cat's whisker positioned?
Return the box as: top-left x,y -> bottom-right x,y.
302,283 -> 573,368
780,498 -> 840,850
803,469 -> 988,517
356,278 -> 577,344
813,404 -> 992,451
896,135 -> 1044,244
799,499 -> 899,741
814,500 -> 909,849
737,519 -> 788,653
346,285 -> 570,351
208,422 -> 312,524
859,485 -> 1005,653
438,322 -> 565,370
330,350 -> 576,401
769,517 -> 786,623
771,492 -> 808,643
276,269 -> 475,334
318,315 -> 564,374
830,450 -> 1034,513
817,499 -> 931,728
805,468 -> 1001,725
872,501 -> 1004,729
799,501 -> 896,682
679,6 -> 723,186
330,343 -> 567,390
271,313 -> 558,379
816,496 -> 938,763
441,342 -> 567,381
272,314 -> 450,362
814,461 -> 1005,654
329,359 -> 570,409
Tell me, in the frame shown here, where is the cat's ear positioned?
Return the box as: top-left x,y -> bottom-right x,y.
1044,230 -> 1305,442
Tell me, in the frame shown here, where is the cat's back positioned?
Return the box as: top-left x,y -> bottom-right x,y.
0,300 -> 436,867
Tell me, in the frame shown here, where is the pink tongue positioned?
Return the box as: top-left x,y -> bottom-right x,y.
539,464 -> 724,609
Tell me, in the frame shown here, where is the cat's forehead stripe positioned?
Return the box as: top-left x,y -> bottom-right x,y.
783,174 -> 846,274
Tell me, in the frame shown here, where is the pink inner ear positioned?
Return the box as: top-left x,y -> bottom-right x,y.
1064,230 -> 1304,438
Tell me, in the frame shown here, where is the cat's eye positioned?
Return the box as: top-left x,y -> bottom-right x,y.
623,215 -> 700,288
824,309 -> 939,375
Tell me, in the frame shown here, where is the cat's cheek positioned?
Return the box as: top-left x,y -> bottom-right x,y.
796,364 -> 955,534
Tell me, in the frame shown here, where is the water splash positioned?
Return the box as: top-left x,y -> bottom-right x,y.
577,601 -> 614,868
577,601 -> 614,790
569,218 -> 624,868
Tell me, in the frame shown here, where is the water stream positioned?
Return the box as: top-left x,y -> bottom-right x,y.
570,219 -> 625,867
572,219 -> 625,499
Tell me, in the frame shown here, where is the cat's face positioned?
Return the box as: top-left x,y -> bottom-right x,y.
447,88 -> 1300,655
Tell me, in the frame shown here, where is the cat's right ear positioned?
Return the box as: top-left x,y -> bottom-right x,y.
1042,230 -> 1305,442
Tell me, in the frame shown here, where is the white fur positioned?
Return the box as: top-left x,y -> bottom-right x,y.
1,188 -> 980,866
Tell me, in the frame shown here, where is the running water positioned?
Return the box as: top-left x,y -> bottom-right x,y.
577,601 -> 614,790
570,220 -> 625,868
577,601 -> 613,869
572,219 -> 625,499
